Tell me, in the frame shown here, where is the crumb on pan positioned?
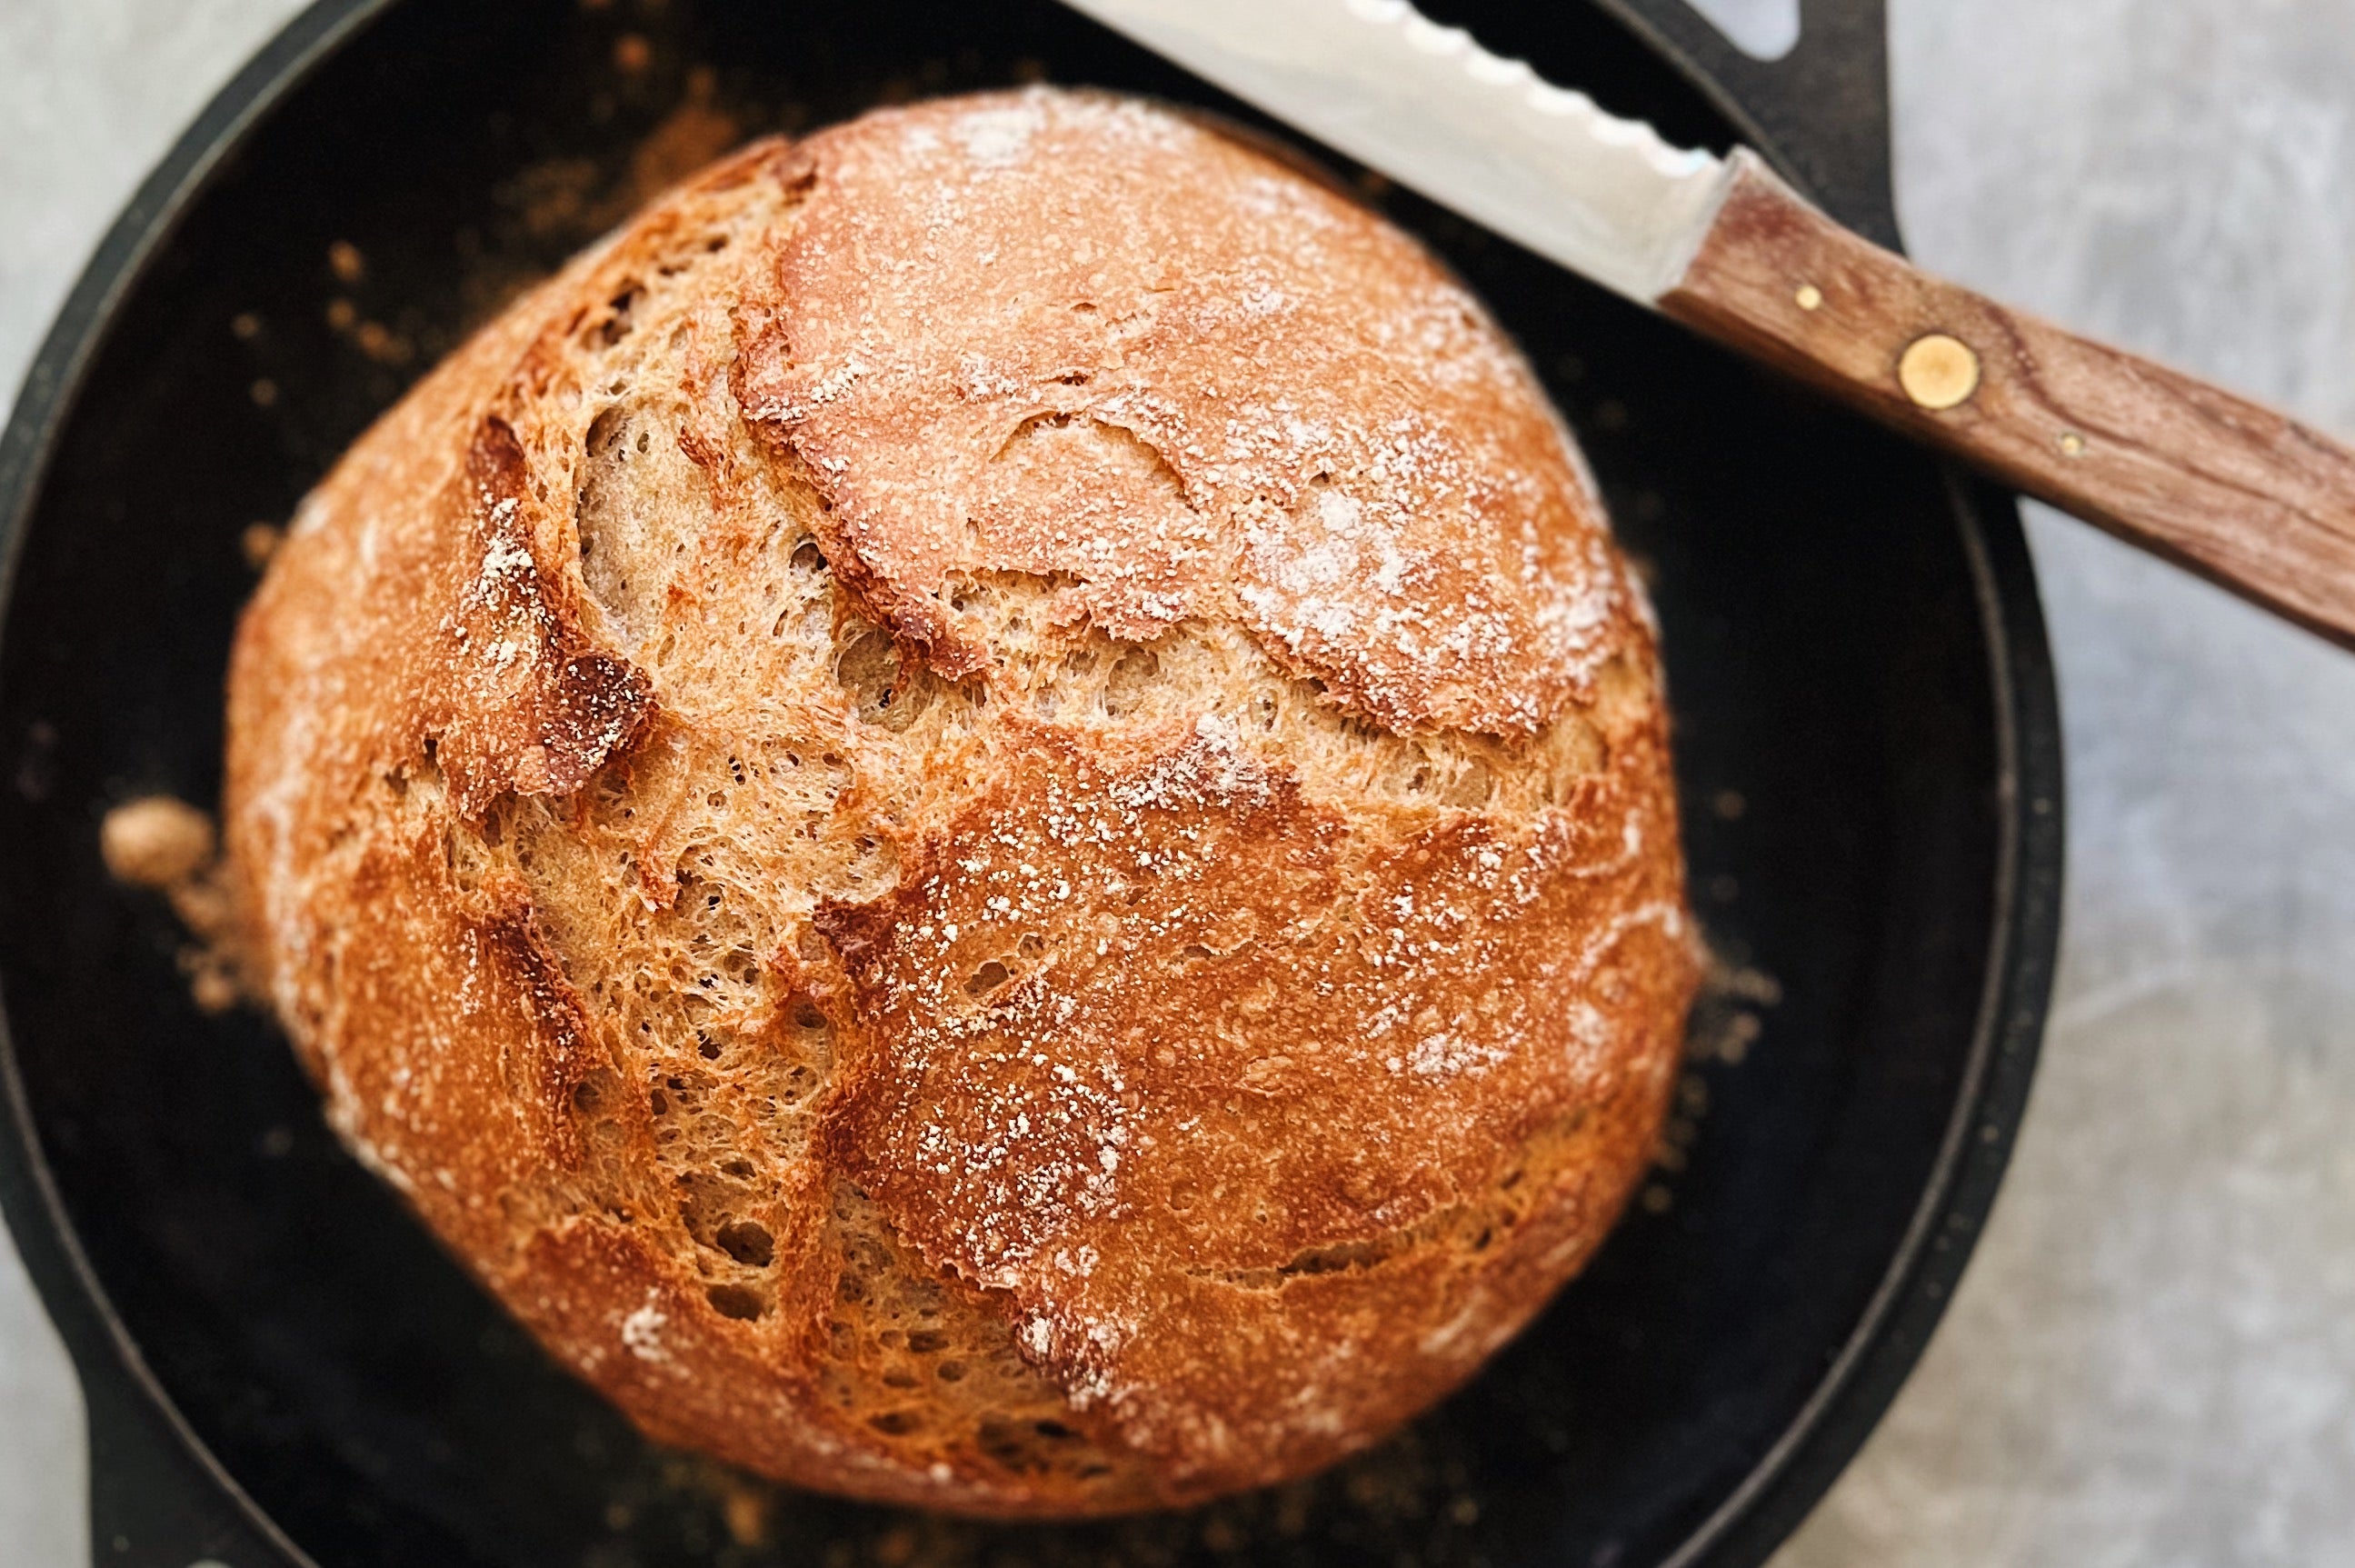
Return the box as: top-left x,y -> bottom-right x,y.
100,794 -> 215,887
101,794 -> 246,1014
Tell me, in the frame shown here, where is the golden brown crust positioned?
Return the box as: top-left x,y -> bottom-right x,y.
224,89 -> 1699,1515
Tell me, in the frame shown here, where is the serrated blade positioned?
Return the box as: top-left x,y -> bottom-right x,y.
1060,0 -> 1733,305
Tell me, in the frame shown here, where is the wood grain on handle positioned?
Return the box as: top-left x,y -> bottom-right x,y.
1658,148 -> 2355,651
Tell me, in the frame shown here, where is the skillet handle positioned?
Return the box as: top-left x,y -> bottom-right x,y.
1660,150 -> 2355,654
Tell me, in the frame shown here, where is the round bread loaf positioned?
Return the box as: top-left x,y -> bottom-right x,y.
224,87 -> 1700,1515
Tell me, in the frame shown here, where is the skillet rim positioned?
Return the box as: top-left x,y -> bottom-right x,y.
0,2 -> 2062,1563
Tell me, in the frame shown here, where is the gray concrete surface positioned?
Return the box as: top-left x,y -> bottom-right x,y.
4,2 -> 2353,1563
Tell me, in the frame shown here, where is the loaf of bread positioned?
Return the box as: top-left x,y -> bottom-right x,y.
223,87 -> 1699,1515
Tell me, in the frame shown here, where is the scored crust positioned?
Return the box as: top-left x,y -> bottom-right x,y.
223,87 -> 1701,1514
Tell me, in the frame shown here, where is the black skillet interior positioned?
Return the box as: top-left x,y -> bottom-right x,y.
0,1 -> 2059,1565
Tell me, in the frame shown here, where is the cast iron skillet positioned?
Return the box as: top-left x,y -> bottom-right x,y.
0,2 -> 2061,1564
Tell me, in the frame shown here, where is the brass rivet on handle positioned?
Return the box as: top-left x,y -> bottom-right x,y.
2058,432 -> 2087,457
1794,284 -> 1823,311
1898,333 -> 1981,410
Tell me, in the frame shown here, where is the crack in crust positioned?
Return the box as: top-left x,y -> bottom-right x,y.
421,417 -> 655,818
468,882 -> 612,1171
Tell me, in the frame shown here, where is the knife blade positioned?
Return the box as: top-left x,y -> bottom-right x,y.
1059,0 -> 2355,660
1057,0 -> 1731,305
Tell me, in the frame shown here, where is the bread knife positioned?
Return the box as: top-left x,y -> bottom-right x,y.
1060,0 -> 2355,654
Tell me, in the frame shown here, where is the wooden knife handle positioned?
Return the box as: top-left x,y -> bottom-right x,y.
1659,149 -> 2355,650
